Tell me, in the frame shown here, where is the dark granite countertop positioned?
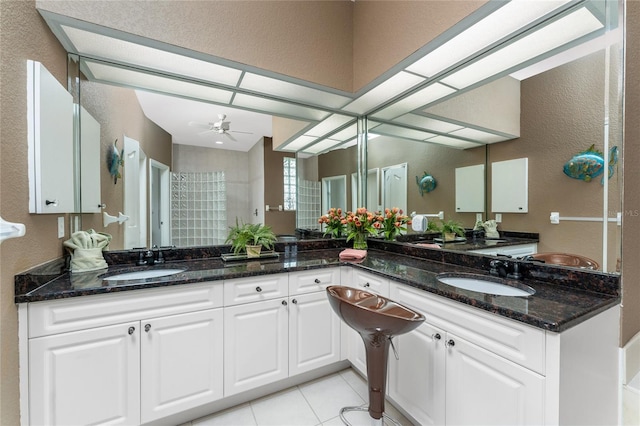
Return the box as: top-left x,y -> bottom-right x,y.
15,243 -> 620,333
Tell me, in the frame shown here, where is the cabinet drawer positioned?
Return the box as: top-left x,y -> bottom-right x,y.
28,282 -> 223,338
224,274 -> 288,306
390,282 -> 545,374
350,270 -> 389,296
289,268 -> 341,295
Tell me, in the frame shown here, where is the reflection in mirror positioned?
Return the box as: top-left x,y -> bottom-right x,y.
381,163 -> 408,214
367,134 -> 486,228
65,0 -> 622,273
373,39 -> 623,273
321,176 -> 347,213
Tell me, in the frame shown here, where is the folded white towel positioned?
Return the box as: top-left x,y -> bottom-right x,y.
64,229 -> 112,273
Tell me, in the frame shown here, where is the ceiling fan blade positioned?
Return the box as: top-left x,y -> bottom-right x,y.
230,130 -> 253,135
224,132 -> 237,142
188,121 -> 213,130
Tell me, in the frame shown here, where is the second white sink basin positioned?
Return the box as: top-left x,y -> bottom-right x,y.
103,269 -> 186,281
437,273 -> 535,297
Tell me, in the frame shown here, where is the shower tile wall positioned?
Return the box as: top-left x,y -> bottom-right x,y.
171,172 -> 227,247
297,179 -> 321,230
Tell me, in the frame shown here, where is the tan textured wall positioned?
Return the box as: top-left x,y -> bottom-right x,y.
353,0 -> 487,91
622,0 -> 640,346
0,2 -> 68,424
79,81 -> 172,249
36,0 -> 354,92
489,52 -> 612,268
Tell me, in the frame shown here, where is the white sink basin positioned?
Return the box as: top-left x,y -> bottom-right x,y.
103,269 -> 186,281
437,273 -> 535,297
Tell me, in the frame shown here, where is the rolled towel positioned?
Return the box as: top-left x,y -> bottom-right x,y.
64,229 -> 112,273
339,248 -> 367,261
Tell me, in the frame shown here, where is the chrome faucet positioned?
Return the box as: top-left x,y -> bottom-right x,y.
489,258 -> 523,280
131,245 -> 174,266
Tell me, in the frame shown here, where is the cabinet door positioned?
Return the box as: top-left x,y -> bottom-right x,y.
388,322 -> 446,426
27,60 -> 75,213
29,322 -> 140,425
289,292 -> 341,376
224,298 -> 288,396
140,309 -> 223,423
445,334 -> 544,426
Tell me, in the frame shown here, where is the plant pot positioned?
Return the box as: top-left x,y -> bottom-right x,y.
246,244 -> 262,258
443,232 -> 457,242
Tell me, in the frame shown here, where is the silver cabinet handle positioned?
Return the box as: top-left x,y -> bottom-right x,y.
432,333 -> 441,340
128,326 -> 135,335
45,199 -> 58,206
282,300 -> 288,306
314,278 -> 321,284
144,324 -> 151,332
256,286 -> 262,292
292,299 -> 298,304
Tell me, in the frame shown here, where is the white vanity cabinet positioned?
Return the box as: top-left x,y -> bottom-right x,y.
288,269 -> 342,376
29,321 -> 141,425
387,281 -> 619,426
23,282 -> 224,426
140,309 -> 223,423
388,282 -> 545,425
224,269 -> 341,396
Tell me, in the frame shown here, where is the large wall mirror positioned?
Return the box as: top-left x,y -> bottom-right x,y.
58,0 -> 622,274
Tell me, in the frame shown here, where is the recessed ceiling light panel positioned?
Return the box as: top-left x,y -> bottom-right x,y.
84,61 -> 234,104
63,25 -> 242,87
342,72 -> 425,114
240,73 -> 352,109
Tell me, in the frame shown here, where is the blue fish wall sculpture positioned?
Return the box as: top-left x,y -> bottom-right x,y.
563,144 -> 618,184
416,172 -> 437,196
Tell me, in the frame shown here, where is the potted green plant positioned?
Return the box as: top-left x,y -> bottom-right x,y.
438,219 -> 466,242
226,219 -> 277,257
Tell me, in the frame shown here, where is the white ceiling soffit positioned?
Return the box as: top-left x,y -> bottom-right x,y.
39,0 -> 609,152
135,91 -> 272,152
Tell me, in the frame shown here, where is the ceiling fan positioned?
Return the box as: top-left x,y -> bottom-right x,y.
188,114 -> 252,142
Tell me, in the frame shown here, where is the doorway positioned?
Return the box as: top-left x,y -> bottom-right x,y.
123,135 -> 147,249
149,159 -> 170,247
382,163 -> 407,213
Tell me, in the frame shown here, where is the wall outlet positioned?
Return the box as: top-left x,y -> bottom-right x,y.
495,213 -> 502,223
476,213 -> 483,222
57,216 -> 65,238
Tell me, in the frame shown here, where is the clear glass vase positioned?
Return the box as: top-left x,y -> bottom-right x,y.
352,232 -> 368,250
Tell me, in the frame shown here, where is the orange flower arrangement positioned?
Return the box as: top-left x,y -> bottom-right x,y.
381,207 -> 412,241
318,207 -> 346,238
344,207 -> 383,249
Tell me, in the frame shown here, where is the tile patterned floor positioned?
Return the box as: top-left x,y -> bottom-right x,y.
187,368 -> 414,426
